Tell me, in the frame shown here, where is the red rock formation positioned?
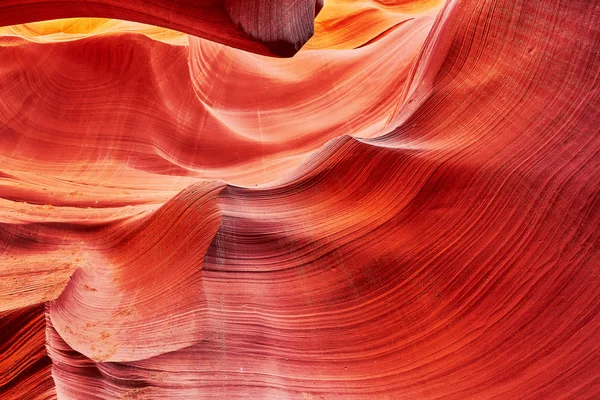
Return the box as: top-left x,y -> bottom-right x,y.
0,305 -> 55,399
1,0 -> 599,398
0,0 -> 323,56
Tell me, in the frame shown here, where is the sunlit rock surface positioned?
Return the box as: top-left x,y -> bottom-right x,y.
1,0 -> 599,398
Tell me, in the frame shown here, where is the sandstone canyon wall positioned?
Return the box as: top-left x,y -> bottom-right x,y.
1,0 -> 599,398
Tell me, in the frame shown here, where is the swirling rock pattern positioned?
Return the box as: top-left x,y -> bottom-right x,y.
0,305 -> 55,399
1,0 -> 599,399
0,0 -> 323,57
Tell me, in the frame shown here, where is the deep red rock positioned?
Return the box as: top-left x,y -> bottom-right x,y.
1,0 -> 599,398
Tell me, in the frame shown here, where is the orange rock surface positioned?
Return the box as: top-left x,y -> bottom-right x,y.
1,0 -> 599,398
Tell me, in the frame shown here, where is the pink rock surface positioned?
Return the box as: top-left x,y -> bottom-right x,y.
1,0 -> 599,398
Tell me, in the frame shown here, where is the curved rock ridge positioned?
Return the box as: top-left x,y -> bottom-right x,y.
1,0 -> 600,399
0,19 -> 432,191
0,18 -> 191,45
306,0 -> 443,49
0,0 -> 323,57
0,0 -> 442,50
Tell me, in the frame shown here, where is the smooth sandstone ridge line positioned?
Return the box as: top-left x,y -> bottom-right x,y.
0,0 -> 599,399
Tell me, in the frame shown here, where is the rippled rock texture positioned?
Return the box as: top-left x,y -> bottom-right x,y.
1,0 -> 599,398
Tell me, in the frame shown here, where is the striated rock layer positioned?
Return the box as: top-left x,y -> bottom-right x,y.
0,0 -> 324,57
0,305 -> 55,399
1,0 -> 599,399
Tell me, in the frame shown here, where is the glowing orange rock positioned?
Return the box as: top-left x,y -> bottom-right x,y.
0,0 -> 323,56
1,0 -> 599,398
